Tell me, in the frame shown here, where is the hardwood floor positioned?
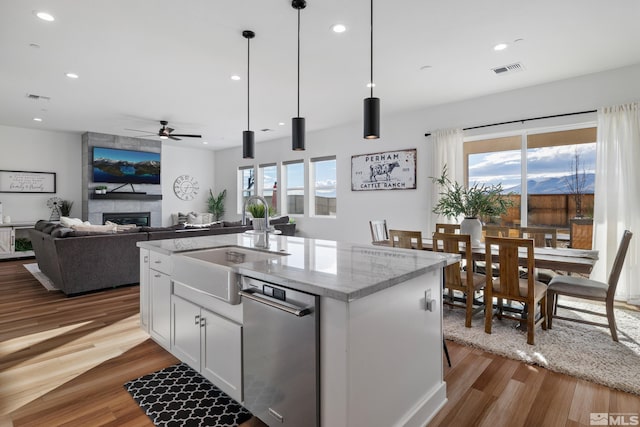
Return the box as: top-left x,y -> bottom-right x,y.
2,258 -> 639,426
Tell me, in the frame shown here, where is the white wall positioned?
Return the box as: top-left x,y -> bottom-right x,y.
161,144 -> 217,225
0,125 -> 82,222
214,63 -> 640,244
0,126 -> 217,226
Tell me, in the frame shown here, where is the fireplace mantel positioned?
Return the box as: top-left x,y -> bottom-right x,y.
90,193 -> 162,200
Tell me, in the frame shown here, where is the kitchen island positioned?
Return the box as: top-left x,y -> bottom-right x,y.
138,233 -> 458,427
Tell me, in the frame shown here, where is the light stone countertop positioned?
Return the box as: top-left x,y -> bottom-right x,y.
138,233 -> 459,302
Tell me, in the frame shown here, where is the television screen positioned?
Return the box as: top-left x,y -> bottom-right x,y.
92,147 -> 161,184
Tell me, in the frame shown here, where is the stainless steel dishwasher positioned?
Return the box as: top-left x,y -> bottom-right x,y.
240,276 -> 319,427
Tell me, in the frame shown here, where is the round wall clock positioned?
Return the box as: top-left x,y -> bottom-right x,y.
173,174 -> 199,201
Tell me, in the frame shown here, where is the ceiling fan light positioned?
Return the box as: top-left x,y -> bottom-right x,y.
243,130 -> 255,159
292,117 -> 305,150
364,97 -> 380,139
159,135 -> 168,140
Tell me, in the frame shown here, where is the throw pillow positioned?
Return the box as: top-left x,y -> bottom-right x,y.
177,212 -> 189,225
60,216 -> 85,228
71,223 -> 118,233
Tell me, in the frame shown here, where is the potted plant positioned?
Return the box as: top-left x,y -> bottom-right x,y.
432,165 -> 513,245
246,202 -> 275,231
207,189 -> 226,221
95,185 -> 108,194
59,200 -> 74,217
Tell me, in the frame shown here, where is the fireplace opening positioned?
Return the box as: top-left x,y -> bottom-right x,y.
103,212 -> 151,227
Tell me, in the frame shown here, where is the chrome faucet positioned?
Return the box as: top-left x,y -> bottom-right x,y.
242,195 -> 271,248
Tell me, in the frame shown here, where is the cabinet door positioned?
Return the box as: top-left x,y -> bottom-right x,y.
0,228 -> 13,254
201,308 -> 243,402
149,271 -> 171,349
139,249 -> 150,332
172,296 -> 202,371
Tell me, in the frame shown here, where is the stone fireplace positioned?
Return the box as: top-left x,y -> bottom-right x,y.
81,132 -> 162,226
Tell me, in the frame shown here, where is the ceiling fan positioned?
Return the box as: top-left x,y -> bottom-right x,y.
127,120 -> 202,141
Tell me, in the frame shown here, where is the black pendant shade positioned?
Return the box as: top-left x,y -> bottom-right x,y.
242,30 -> 255,159
291,0 -> 306,151
243,130 -> 255,159
292,117 -> 305,150
364,97 -> 380,139
363,0 -> 380,139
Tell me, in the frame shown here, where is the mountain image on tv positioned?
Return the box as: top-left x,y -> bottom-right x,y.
92,147 -> 161,184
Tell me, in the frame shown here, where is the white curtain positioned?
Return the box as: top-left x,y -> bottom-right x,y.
430,128 -> 464,226
592,102 -> 640,304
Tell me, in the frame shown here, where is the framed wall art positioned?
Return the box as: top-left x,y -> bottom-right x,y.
0,170 -> 57,193
351,148 -> 416,191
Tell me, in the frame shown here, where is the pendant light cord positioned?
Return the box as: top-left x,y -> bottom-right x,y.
247,36 -> 251,130
297,7 -> 301,116
370,0 -> 374,99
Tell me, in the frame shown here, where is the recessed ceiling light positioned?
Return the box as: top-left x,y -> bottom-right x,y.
332,24 -> 347,33
278,122 -> 285,126
202,141 -> 209,145
33,117 -> 43,122
231,75 -> 241,81
35,11 -> 55,22
366,82 -> 376,88
65,72 -> 79,79
493,43 -> 508,51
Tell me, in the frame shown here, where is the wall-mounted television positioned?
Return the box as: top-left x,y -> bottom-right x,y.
92,147 -> 161,184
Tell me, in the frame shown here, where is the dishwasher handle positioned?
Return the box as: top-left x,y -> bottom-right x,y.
239,289 -> 312,317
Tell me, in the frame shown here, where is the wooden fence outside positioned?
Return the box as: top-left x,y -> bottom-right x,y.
497,194 -> 594,228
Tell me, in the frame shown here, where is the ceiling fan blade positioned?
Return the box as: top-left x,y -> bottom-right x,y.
170,134 -> 202,138
169,135 -> 182,141
167,127 -> 175,133
125,128 -> 154,133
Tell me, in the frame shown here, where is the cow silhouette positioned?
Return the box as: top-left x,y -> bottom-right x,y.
369,161 -> 400,182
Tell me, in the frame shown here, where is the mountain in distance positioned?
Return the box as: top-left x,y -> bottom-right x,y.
503,173 -> 595,195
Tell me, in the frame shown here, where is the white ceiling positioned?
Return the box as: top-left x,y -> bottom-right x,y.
1,0 -> 639,151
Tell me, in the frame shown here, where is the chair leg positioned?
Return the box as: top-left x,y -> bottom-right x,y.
541,295 -> 547,330
546,291 -> 555,329
485,297 -> 493,335
465,292 -> 473,328
527,303 -> 535,345
443,339 -> 451,367
606,299 -> 619,342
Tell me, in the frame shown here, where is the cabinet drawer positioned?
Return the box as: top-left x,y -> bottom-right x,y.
150,251 -> 172,275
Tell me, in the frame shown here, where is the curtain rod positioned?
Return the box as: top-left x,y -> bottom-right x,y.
424,109 -> 597,137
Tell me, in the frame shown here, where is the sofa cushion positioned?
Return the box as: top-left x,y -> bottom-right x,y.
71,223 -> 118,233
269,216 -> 290,225
35,220 -> 53,231
223,220 -> 243,227
140,224 -> 185,232
50,227 -> 75,238
42,223 -> 62,234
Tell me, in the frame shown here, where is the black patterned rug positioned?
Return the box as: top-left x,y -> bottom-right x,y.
124,363 -> 253,427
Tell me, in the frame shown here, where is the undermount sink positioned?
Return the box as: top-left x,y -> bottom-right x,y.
172,246 -> 288,305
180,246 -> 288,267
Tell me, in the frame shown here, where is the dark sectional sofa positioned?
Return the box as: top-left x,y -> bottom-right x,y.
29,218 -> 295,296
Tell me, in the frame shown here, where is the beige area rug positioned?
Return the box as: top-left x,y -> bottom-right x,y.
23,263 -> 59,291
443,298 -> 640,395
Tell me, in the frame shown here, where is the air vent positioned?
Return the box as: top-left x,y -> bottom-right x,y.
491,62 -> 525,75
26,93 -> 51,101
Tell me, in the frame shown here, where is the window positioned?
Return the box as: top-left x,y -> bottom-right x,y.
465,127 -> 596,229
259,163 -> 277,212
310,156 -> 336,217
283,160 -> 304,215
238,166 -> 255,213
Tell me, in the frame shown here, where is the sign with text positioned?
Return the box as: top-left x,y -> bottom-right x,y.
0,170 -> 56,193
351,149 -> 416,191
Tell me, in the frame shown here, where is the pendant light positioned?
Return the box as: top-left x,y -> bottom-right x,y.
292,0 -> 306,151
363,0 -> 380,139
242,30 -> 255,159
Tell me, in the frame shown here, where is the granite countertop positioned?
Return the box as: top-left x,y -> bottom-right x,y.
138,233 -> 459,302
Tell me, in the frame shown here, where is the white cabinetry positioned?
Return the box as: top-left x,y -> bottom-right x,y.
0,228 -> 12,254
139,248 -> 150,332
172,294 -> 243,403
146,250 -> 172,350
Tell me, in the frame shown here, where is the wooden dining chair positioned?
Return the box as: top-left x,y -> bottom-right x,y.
433,232 -> 486,327
484,236 -> 547,345
546,230 -> 633,342
519,226 -> 558,283
435,223 -> 460,234
388,229 -> 423,249
369,219 -> 389,242
484,224 -> 510,238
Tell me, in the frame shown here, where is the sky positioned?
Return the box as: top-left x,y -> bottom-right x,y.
468,143 -> 596,193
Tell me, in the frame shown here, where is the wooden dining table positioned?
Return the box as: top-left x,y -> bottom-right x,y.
373,239 -> 599,275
